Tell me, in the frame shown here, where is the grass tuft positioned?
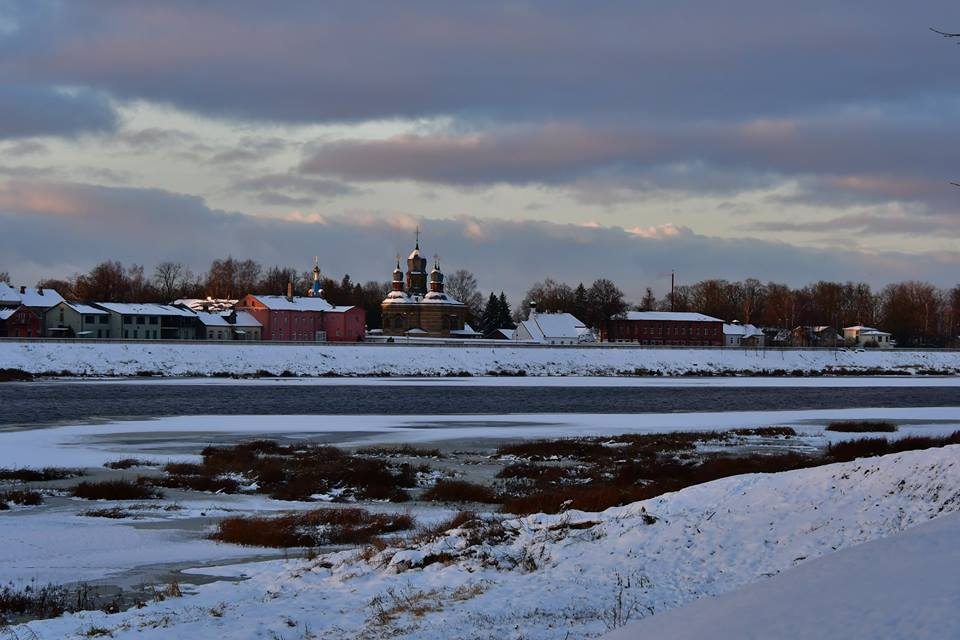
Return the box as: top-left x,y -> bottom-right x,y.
826,421 -> 898,433
71,479 -> 162,501
210,508 -> 415,548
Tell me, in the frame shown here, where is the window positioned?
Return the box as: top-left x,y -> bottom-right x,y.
99,316 -> 107,324
85,315 -> 95,324
123,316 -> 132,325
136,316 -> 145,325
149,317 -> 158,325
124,330 -> 129,338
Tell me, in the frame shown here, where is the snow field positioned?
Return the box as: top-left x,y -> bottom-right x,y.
4,340 -> 960,377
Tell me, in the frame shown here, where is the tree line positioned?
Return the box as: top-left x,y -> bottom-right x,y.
7,261 -> 960,346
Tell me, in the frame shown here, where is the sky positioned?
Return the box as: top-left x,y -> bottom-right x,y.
1,1 -> 959,301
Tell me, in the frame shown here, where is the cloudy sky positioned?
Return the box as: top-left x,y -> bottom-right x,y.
1,1 -> 958,300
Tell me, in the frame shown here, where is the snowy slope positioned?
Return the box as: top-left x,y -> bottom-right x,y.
603,511 -> 960,640
3,340 -> 960,377
13,445 -> 960,640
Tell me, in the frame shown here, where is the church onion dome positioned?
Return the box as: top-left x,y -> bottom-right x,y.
424,291 -> 447,300
385,290 -> 408,301
408,247 -> 421,261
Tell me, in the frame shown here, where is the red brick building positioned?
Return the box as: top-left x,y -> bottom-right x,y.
235,293 -> 365,342
601,311 -> 724,346
1,306 -> 43,338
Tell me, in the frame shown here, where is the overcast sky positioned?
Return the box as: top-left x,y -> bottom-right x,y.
1,1 -> 959,300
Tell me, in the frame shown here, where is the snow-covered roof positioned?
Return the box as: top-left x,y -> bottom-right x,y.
96,302 -> 196,317
232,311 -> 261,327
65,302 -> 108,315
860,329 -> 892,337
325,305 -> 357,314
520,312 -> 591,340
174,298 -> 237,312
0,308 -> 15,321
620,311 -> 723,323
495,328 -> 516,340
195,311 -> 231,327
723,323 -> 763,337
0,286 -> 65,309
248,295 -> 334,312
0,283 -> 19,304
382,292 -> 464,306
450,324 -> 480,336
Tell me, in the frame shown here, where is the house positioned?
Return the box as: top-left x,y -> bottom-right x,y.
514,304 -> 594,345
173,298 -> 238,313
96,303 -> 199,340
1,306 -> 42,338
791,326 -> 841,347
843,325 -> 894,349
235,269 -> 364,342
195,310 -> 262,341
491,328 -> 516,340
601,311 -> 724,346
0,286 -> 66,336
380,234 -> 467,338
45,301 -> 111,338
723,322 -> 766,347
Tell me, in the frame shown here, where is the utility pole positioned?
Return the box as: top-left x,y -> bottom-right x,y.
671,270 -> 675,312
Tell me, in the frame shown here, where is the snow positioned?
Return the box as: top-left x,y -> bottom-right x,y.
1,408 -> 957,470
604,511 -> 960,640
3,340 -> 960,377
194,311 -> 231,327
244,294 -> 334,311
621,311 -> 723,322
517,312 -> 592,342
95,302 -> 196,317
10,445 -> 960,639
0,307 -> 14,320
64,303 -> 108,315
0,286 -> 65,309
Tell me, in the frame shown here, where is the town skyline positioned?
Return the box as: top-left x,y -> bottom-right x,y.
2,1 -> 959,298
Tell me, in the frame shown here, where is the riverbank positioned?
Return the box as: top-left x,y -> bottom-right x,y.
2,341 -> 959,378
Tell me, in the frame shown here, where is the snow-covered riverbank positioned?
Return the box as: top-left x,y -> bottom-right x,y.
3,341 -> 960,377
10,445 -> 960,640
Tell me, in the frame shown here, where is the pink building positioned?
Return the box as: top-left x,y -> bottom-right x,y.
235,291 -> 365,342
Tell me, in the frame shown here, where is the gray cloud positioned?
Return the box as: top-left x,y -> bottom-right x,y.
2,179 -> 958,299
3,1 -> 956,125
0,84 -> 117,139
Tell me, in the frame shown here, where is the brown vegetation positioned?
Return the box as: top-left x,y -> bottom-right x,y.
210,508 -> 415,548
422,480 -> 499,504
160,440 -> 417,502
0,467 -> 84,482
104,458 -> 159,470
71,479 -> 162,500
825,431 -> 960,462
825,421 -> 898,433
356,444 -> 444,458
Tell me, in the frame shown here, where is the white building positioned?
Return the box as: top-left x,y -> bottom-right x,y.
843,325 -> 894,348
195,310 -> 262,341
723,322 -> 766,347
514,304 -> 594,345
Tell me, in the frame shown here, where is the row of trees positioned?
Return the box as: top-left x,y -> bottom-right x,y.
517,277 -> 960,348
8,261 -> 960,346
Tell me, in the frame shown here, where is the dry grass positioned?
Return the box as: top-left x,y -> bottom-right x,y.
80,507 -> 135,519
210,507 -> 415,548
826,421 -> 898,433
0,582 -> 120,623
0,468 -> 84,482
410,511 -> 478,545
0,490 -> 42,507
103,459 -> 158,470
422,480 -> 499,504
356,444 -> 443,458
71,479 -> 162,501
826,431 -> 960,462
166,440 -> 417,502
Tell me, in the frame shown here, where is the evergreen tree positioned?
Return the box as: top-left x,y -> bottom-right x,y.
480,292 -> 499,337
497,292 -> 515,329
573,283 -> 588,321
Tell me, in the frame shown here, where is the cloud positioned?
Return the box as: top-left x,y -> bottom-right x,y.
2,180 -> 959,300
2,1 -> 956,125
0,84 -> 117,139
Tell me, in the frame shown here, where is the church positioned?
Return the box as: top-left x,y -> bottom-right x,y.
381,233 -> 468,337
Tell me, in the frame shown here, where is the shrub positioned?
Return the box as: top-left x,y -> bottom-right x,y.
356,444 -> 444,458
71,479 -> 162,500
210,508 -> 415,548
826,431 -> 960,462
0,582 -> 120,622
0,368 -> 33,382
411,511 -> 478,545
0,467 -> 84,482
81,507 -> 133,519
104,459 -> 157,470
422,480 -> 499,504
826,421 -> 898,433
1,490 -> 42,506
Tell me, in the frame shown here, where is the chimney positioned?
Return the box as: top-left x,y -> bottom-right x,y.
19,286 -> 26,295
37,287 -> 44,295
286,281 -> 293,302
529,301 -> 537,320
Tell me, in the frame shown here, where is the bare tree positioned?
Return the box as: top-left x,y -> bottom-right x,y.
445,269 -> 483,320
0,271 -> 10,285
153,261 -> 185,302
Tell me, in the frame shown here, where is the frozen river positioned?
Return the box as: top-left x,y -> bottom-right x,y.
3,376 -> 960,426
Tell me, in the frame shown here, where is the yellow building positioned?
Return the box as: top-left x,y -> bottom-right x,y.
381,237 -> 468,337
